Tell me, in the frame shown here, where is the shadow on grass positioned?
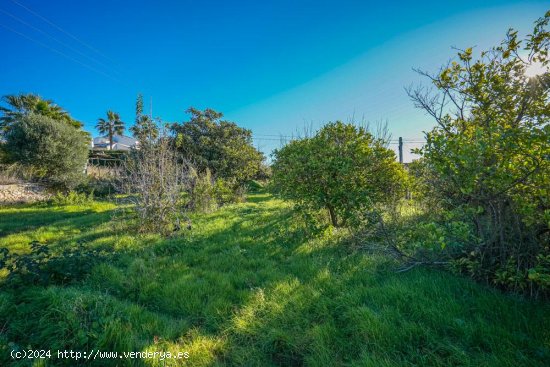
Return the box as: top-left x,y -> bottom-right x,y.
0,207 -> 99,236
1,194 -> 549,367
0,199 -> 118,238
245,193 -> 273,204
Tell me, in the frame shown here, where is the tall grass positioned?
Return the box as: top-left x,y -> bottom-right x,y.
0,193 -> 549,366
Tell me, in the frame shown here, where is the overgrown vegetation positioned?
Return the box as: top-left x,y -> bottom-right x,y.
404,11 -> 550,296
0,10 -> 549,367
0,193 -> 549,366
269,12 -> 549,298
117,133 -> 192,235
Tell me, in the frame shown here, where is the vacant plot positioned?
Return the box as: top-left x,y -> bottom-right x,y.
1,193 -> 549,366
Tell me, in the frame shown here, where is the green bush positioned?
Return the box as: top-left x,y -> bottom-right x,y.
271,121 -> 406,228
214,177 -> 243,204
188,168 -> 219,213
50,191 -> 95,206
172,107 -> 264,186
0,240 -> 110,287
77,177 -> 117,197
4,113 -> 89,190
186,169 -> 242,213
407,12 -> 550,296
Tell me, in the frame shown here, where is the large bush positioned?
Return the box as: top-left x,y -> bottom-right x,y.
118,135 -> 193,234
4,113 -> 89,190
271,121 -> 406,228
407,12 -> 550,296
172,108 -> 264,189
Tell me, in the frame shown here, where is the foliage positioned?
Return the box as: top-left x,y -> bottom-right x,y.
186,167 -> 218,213
172,107 -> 264,187
0,163 -> 24,184
3,113 -> 89,190
77,177 -> 118,197
50,191 -> 95,206
407,12 -> 550,296
0,93 -> 82,134
1,194 -> 549,366
271,121 -> 406,227
0,240 -> 109,287
118,134 -> 192,234
186,168 -> 244,213
129,94 -> 159,143
96,110 -> 125,150
254,161 -> 272,181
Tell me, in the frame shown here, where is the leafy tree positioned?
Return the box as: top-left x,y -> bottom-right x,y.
4,113 -> 89,190
130,94 -> 158,143
0,93 -> 82,133
172,107 -> 263,186
271,121 -> 406,227
97,110 -> 125,150
407,12 -> 550,295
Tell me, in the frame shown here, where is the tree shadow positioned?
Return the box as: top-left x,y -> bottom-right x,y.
2,194 -> 548,366
0,200 -> 119,238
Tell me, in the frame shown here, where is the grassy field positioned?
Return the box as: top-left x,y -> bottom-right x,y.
0,192 -> 549,366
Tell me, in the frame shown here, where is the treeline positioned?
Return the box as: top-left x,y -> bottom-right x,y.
0,93 -> 266,213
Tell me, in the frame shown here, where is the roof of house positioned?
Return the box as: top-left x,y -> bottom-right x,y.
92,134 -> 138,150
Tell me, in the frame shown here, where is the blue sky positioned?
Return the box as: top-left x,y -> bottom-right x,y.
0,0 -> 548,161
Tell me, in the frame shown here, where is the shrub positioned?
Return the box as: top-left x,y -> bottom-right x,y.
407,12 -> 550,296
78,177 -> 117,197
50,191 -> 94,206
0,241 -> 109,287
187,168 -> 218,213
186,169 -> 242,213
271,121 -> 406,228
118,136 -> 192,234
3,113 -> 89,190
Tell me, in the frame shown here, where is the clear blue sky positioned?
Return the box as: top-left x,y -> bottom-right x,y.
0,0 -> 547,161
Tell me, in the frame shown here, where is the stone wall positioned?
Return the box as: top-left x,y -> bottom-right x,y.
0,183 -> 50,204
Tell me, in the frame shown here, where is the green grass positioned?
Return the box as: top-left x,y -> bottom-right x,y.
0,193 -> 549,366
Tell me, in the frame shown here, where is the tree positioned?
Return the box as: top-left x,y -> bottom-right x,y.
130,94 -> 158,143
97,110 -> 125,150
4,113 -> 89,190
171,107 -> 263,186
271,121 -> 406,227
407,12 -> 550,294
0,93 -> 82,133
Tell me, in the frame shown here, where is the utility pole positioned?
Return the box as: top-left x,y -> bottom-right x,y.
150,96 -> 153,119
398,137 -> 403,164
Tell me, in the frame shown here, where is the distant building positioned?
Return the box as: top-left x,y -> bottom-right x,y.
91,134 -> 139,151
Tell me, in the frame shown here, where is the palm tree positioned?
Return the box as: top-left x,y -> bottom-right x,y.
130,94 -> 158,143
0,93 -> 81,132
96,110 -> 125,150
130,114 -> 159,143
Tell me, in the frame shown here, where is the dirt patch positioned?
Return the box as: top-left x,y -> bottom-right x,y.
0,183 -> 50,204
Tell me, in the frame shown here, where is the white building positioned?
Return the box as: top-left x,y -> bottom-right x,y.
91,134 -> 139,151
